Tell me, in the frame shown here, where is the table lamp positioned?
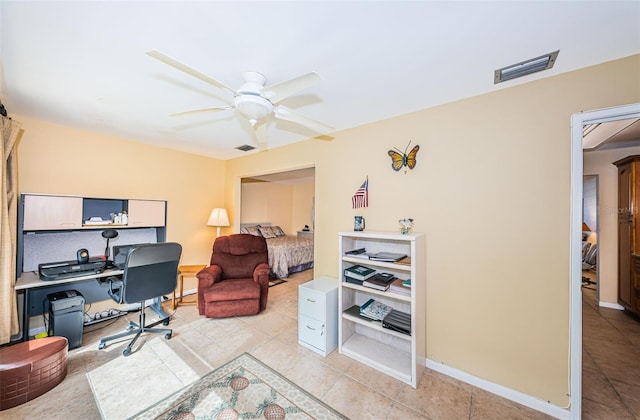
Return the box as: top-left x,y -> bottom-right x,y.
207,208 -> 230,238
101,228 -> 119,268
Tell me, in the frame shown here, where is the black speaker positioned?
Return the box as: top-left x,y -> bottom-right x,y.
76,248 -> 89,263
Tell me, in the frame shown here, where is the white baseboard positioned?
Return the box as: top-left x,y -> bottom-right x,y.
598,301 -> 625,310
175,288 -> 197,298
425,359 -> 572,420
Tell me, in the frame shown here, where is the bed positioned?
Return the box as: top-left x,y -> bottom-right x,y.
240,223 -> 314,279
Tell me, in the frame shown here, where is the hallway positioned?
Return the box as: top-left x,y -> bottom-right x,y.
582,285 -> 640,418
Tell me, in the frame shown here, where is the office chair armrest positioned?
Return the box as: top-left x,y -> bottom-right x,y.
106,276 -> 124,304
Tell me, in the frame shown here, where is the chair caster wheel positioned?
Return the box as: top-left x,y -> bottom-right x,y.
164,333 -> 172,340
162,318 -> 170,326
123,348 -> 131,357
98,342 -> 105,350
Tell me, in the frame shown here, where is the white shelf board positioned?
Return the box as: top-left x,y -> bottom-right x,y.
342,256 -> 412,272
341,282 -> 411,303
341,333 -> 412,383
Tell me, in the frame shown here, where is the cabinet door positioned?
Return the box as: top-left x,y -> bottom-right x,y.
127,200 -> 166,227
23,195 -> 82,230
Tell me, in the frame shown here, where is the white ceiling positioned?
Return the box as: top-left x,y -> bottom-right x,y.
1,1 -> 639,160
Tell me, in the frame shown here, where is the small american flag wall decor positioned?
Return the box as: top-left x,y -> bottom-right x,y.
352,177 -> 369,209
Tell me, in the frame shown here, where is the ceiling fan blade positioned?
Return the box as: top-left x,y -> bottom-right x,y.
254,122 -> 269,150
261,72 -> 322,104
146,49 -> 237,95
169,105 -> 233,117
274,105 -> 334,134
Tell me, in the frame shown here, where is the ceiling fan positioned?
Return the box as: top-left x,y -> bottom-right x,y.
146,49 -> 334,149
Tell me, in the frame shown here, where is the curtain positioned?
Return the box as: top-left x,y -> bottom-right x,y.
0,116 -> 22,344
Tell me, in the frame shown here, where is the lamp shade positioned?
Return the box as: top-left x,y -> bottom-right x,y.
207,208 -> 230,227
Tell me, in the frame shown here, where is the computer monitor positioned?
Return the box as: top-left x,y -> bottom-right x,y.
112,244 -> 149,268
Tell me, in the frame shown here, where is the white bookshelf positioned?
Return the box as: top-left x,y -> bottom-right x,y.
338,231 -> 425,388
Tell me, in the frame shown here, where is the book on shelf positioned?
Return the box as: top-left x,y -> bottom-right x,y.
382,309 -> 411,335
359,298 -> 392,321
374,272 -> 395,282
402,278 -> 411,287
344,277 -> 364,286
368,252 -> 407,262
344,264 -> 376,281
396,257 -> 411,265
389,278 -> 411,295
362,277 -> 391,291
362,272 -> 396,291
345,248 -> 367,255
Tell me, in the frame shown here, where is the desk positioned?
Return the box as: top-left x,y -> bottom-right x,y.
15,269 -> 169,341
173,265 -> 206,309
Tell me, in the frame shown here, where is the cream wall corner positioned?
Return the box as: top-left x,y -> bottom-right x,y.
15,116 -> 226,266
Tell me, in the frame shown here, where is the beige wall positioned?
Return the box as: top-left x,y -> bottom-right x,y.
240,180 -> 314,235
292,182 -> 314,232
15,116 -> 227,266
224,55 -> 640,406
241,181 -> 294,232
584,145 -> 640,306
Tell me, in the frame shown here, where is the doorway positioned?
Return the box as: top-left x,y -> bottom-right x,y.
570,103 -> 640,418
581,175 -> 598,295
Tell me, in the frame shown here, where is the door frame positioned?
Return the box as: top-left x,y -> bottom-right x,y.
570,102 -> 640,418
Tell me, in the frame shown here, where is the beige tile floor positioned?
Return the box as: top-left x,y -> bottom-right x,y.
3,272 -> 638,419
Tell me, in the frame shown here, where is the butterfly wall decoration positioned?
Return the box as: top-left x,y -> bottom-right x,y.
388,141 -> 420,171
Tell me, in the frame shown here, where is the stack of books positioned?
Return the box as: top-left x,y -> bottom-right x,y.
359,298 -> 392,321
362,272 -> 396,291
388,277 -> 411,296
344,264 -> 376,285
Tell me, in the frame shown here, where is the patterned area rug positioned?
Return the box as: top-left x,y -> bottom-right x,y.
129,353 -> 346,419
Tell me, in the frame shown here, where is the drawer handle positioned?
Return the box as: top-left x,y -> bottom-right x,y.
306,325 -> 316,331
306,298 -> 316,302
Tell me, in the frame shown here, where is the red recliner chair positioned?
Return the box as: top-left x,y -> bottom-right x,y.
197,234 -> 271,318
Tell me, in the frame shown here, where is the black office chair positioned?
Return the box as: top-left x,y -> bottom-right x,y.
98,242 -> 182,356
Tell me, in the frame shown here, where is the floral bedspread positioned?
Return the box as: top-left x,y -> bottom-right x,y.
267,236 -> 314,279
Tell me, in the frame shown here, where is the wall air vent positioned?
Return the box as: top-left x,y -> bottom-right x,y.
235,144 -> 256,152
494,51 -> 559,84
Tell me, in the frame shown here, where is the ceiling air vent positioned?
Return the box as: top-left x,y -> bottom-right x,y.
235,144 -> 256,152
494,51 -> 559,84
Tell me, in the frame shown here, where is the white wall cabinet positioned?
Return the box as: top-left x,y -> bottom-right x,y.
298,276 -> 338,356
23,195 -> 83,230
20,194 -> 166,231
338,231 -> 425,388
127,199 -> 166,227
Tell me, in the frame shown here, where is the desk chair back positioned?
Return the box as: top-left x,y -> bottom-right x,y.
121,243 -> 182,303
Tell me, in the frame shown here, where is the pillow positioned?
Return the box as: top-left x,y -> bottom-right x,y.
259,226 -> 278,239
271,226 -> 286,237
245,225 -> 262,236
240,227 -> 249,234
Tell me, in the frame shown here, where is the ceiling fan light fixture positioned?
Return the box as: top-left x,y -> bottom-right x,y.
233,94 -> 273,126
494,50 -> 559,84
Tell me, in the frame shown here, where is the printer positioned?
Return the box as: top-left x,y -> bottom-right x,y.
38,258 -> 105,280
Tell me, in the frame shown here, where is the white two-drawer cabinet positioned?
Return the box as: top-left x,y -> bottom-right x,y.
298,276 -> 338,356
